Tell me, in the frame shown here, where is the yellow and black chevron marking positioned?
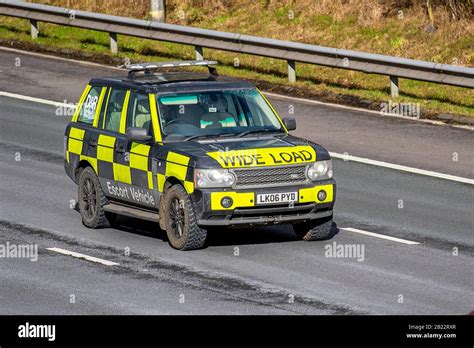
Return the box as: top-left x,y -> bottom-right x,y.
66,126 -> 194,194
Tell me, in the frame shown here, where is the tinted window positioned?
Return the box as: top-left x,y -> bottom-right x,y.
127,93 -> 152,135
104,88 -> 127,133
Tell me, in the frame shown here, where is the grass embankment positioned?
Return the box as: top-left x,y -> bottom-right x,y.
0,0 -> 473,118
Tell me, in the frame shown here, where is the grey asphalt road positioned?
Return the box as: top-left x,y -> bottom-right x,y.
0,49 -> 473,315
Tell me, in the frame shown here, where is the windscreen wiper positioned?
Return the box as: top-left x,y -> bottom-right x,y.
183,133 -> 238,141
237,129 -> 284,137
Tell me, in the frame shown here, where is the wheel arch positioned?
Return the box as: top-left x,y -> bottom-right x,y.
74,159 -> 97,183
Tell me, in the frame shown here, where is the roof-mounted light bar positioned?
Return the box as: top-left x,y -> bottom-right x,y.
125,60 -> 218,79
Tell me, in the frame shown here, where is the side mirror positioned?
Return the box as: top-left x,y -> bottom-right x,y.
126,127 -> 152,143
282,117 -> 296,131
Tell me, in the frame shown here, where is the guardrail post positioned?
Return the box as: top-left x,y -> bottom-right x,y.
30,19 -> 38,39
195,45 -> 204,60
390,76 -> 399,98
287,60 -> 296,83
109,32 -> 118,54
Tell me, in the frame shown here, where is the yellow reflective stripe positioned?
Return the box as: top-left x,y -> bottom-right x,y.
131,142 -> 150,156
147,171 -> 154,190
207,146 -> 316,168
68,138 -> 83,154
299,184 -> 334,204
80,155 -> 98,173
211,192 -> 255,210
166,152 -> 190,181
183,181 -> 194,194
257,88 -> 287,133
157,173 -> 166,192
167,152 -> 190,166
130,153 -> 148,170
92,87 -> 107,128
72,84 -> 92,122
97,145 -> 114,162
102,88 -> 111,129
69,127 -> 85,140
113,163 -> 131,184
119,91 -> 131,134
98,134 -> 116,147
149,94 -> 162,143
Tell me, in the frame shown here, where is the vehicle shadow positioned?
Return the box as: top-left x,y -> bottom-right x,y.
74,203 -> 340,248
110,214 -> 341,248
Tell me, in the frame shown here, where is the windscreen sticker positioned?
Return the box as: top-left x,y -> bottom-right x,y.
83,94 -> 98,120
207,146 -> 316,168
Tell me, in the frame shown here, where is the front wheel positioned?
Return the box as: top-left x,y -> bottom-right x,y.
293,216 -> 334,241
163,185 -> 207,250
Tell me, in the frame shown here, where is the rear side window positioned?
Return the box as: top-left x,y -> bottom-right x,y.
104,88 -> 127,133
126,93 -> 152,135
77,86 -> 101,125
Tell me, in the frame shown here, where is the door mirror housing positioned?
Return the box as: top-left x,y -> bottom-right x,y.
282,117 -> 296,131
126,127 -> 152,143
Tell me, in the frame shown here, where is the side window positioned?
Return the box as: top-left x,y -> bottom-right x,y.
104,88 -> 127,133
77,86 -> 101,125
127,93 -> 152,134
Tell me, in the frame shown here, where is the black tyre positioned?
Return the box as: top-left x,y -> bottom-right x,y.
163,184 -> 207,250
78,166 -> 112,228
293,216 -> 334,241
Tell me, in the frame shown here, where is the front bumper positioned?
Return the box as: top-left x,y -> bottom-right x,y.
193,180 -> 336,227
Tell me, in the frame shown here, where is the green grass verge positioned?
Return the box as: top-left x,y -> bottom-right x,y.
0,16 -> 473,118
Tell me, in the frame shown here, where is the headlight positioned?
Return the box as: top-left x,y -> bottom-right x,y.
194,168 -> 236,188
307,160 -> 333,181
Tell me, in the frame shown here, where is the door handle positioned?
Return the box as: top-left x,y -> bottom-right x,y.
117,146 -> 126,153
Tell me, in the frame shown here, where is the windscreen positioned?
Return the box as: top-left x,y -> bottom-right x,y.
156,88 -> 284,139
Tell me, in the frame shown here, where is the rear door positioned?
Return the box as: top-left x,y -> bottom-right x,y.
97,88 -> 159,210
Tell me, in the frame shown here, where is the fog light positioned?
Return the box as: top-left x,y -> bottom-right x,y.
317,190 -> 327,201
221,196 -> 233,208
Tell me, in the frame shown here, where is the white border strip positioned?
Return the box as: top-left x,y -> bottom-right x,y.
0,91 -> 75,109
46,247 -> 119,266
330,152 -> 474,185
341,227 -> 420,245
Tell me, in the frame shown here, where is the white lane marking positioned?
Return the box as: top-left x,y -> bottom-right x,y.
0,91 -> 75,109
263,91 -> 474,131
1,90 -> 472,185
46,247 -> 119,266
341,227 -> 420,245
330,152 -> 474,185
0,46 -> 123,71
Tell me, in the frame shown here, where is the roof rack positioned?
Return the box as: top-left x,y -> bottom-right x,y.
125,60 -> 218,80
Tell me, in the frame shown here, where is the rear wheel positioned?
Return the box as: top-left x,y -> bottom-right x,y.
164,184 -> 207,250
78,166 -> 113,228
293,216 -> 334,241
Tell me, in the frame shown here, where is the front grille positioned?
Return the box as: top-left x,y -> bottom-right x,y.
232,165 -> 308,188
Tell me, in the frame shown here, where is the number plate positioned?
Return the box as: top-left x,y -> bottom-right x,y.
256,192 -> 297,205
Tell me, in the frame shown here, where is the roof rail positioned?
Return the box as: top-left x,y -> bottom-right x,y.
125,60 -> 218,79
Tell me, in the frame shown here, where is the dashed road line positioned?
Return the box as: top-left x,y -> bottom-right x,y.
46,247 -> 119,266
341,227 -> 420,245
